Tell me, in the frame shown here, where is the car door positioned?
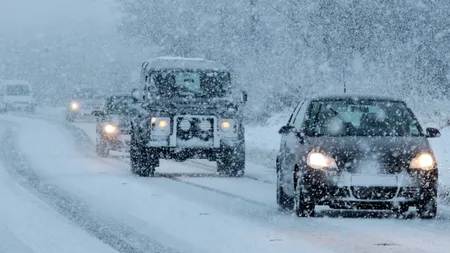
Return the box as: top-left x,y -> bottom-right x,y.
281,99 -> 310,196
279,100 -> 305,194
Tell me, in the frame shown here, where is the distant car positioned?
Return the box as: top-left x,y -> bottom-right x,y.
92,94 -> 138,157
66,88 -> 104,122
1,80 -> 36,113
276,94 -> 440,219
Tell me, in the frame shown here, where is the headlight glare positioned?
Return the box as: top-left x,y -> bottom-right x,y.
104,124 -> 117,134
307,152 -> 337,169
410,153 -> 435,170
158,119 -> 168,129
71,102 -> 79,110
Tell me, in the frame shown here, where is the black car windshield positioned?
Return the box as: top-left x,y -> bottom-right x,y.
149,70 -> 231,97
305,100 -> 423,137
72,89 -> 102,100
105,96 -> 135,114
6,85 -> 30,96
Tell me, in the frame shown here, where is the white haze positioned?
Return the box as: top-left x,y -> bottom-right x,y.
1,0 -> 450,125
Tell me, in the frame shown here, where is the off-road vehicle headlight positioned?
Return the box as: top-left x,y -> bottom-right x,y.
71,102 -> 79,110
150,117 -> 171,135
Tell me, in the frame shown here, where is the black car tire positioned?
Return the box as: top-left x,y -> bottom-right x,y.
66,114 -> 75,122
217,147 -> 245,177
130,131 -> 156,177
417,190 -> 437,219
96,135 -> 109,157
294,177 -> 315,217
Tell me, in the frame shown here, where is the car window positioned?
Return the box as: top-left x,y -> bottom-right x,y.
287,101 -> 303,125
305,100 -> 423,137
293,100 -> 309,130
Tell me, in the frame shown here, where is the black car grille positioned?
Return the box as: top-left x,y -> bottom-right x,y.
351,186 -> 398,200
176,117 -> 214,141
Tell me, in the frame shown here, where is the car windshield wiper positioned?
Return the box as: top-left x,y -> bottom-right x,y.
328,107 -> 346,123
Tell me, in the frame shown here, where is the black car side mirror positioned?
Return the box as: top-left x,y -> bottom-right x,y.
278,125 -> 295,135
426,127 -> 441,138
92,110 -> 104,117
241,91 -> 248,104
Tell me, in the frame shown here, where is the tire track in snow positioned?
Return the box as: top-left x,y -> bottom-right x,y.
0,120 -> 179,253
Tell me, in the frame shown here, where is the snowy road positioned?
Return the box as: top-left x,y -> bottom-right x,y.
2,112 -> 450,252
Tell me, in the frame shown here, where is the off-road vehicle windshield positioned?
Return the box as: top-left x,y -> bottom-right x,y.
6,85 -> 30,96
72,89 -> 102,100
105,96 -> 135,114
305,100 -> 424,137
149,70 -> 231,98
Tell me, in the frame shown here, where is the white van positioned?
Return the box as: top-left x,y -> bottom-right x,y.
0,80 -> 36,113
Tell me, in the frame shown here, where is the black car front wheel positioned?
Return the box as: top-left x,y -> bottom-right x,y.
96,135 -> 109,157
417,189 -> 437,219
217,147 -> 245,177
294,176 -> 315,217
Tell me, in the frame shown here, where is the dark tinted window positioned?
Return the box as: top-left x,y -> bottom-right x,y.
305,99 -> 423,137
6,85 -> 30,96
72,89 -> 102,100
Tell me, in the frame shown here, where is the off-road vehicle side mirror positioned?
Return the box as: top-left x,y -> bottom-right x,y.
241,91 -> 248,104
278,125 -> 295,135
426,127 -> 441,138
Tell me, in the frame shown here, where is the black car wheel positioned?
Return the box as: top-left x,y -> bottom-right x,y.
417,190 -> 437,219
66,113 -> 75,122
276,163 -> 294,210
294,175 -> 315,217
130,132 -> 156,177
217,147 -> 245,177
96,135 -> 109,157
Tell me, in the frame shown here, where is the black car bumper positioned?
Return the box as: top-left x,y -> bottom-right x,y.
301,167 -> 437,209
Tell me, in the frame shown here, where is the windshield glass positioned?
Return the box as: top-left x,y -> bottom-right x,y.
149,70 -> 231,97
105,96 -> 135,114
72,89 -> 102,100
305,100 -> 423,137
6,85 -> 30,96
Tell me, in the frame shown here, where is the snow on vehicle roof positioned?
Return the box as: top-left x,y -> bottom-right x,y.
1,80 -> 30,85
143,56 -> 229,72
311,93 -> 403,102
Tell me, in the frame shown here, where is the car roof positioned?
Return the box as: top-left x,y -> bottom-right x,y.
108,94 -> 132,99
142,56 -> 229,72
310,93 -> 404,103
1,80 -> 30,85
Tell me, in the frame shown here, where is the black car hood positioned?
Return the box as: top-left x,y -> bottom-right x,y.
306,136 -> 433,173
143,97 -> 240,118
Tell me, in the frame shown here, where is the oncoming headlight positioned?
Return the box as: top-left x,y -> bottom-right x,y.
219,119 -> 237,133
150,117 -> 171,135
71,102 -> 79,110
307,152 -> 337,170
410,153 -> 435,171
104,124 -> 117,134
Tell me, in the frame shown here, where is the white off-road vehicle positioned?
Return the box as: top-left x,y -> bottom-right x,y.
130,57 -> 247,177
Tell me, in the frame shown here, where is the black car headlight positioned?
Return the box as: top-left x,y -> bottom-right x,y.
307,152 -> 337,170
410,153 -> 435,171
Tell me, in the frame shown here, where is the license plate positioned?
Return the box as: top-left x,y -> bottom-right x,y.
351,175 -> 397,187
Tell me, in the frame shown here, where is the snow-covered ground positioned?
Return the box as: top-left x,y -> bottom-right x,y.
3,107 -> 450,252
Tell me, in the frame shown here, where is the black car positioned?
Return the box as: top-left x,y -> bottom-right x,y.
92,94 -> 138,157
130,57 -> 247,177
276,94 -> 440,219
